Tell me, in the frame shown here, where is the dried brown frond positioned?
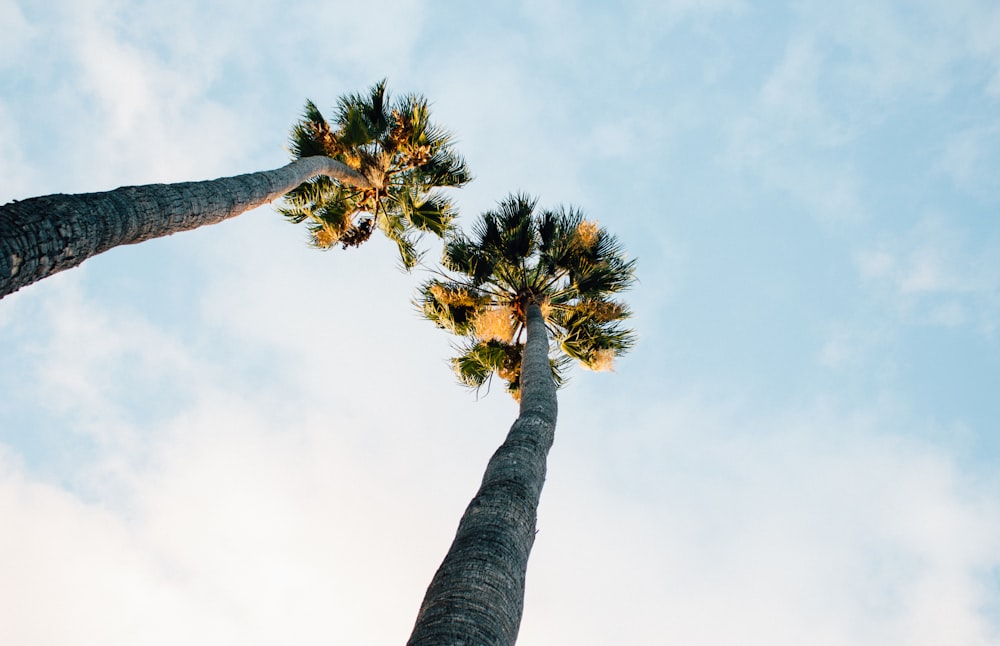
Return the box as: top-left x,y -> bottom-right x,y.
389,109 -> 411,146
473,306 -> 515,343
311,121 -> 339,155
497,343 -> 522,382
406,145 -> 432,167
340,219 -> 375,248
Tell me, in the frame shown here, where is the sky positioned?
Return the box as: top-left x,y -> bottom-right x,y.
1,0 -> 1000,644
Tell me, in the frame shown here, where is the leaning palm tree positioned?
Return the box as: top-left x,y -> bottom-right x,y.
280,80 -> 470,269
0,80 -> 469,299
408,193 -> 636,645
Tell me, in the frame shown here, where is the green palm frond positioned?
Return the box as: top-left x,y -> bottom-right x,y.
556,317 -> 635,368
473,194 -> 537,267
418,279 -> 490,335
409,149 -> 472,188
549,353 -> 574,388
419,193 -> 637,398
398,189 -> 456,236
568,258 -> 637,297
283,80 -> 471,268
335,80 -> 388,147
288,100 -> 336,158
450,338 -> 575,400
470,210 -> 504,257
537,206 -> 584,273
442,233 -> 496,286
279,175 -> 339,215
377,211 -> 422,269
452,340 -> 519,389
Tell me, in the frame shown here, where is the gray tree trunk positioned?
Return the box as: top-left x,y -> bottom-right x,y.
0,156 -> 369,298
407,301 -> 558,646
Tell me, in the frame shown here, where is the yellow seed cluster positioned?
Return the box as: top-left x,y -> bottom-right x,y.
576,220 -> 600,249
343,152 -> 363,170
429,284 -> 479,308
498,364 -> 518,382
312,226 -> 339,249
539,298 -> 553,320
473,306 -> 515,342
584,348 -> 616,372
581,300 -> 624,322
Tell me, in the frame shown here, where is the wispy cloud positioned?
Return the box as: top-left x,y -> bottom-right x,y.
522,393 -> 1000,645
3,2 -> 1000,644
855,215 -> 1000,334
723,35 -> 869,224
938,122 -> 1000,200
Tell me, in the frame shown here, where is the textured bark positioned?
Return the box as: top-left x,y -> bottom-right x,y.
0,156 -> 369,298
408,302 -> 558,646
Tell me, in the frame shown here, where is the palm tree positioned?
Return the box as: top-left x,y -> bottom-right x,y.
280,80 -> 471,269
0,80 -> 470,299
408,193 -> 636,645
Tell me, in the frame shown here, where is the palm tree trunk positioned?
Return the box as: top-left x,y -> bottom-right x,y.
408,301 -> 558,646
0,156 -> 369,298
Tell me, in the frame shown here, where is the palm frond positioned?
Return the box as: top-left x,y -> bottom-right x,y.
418,279 -> 489,335
409,149 -> 472,188
452,340 -> 520,392
443,233 -> 496,285
556,315 -> 636,370
551,299 -> 631,324
377,211 -> 422,269
496,193 -> 537,265
334,79 -> 388,147
399,190 -> 456,236
365,79 -> 389,136
550,353 -> 574,387
569,255 -> 637,297
288,100 -> 336,158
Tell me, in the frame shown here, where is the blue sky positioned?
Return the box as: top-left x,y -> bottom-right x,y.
2,1 -> 1000,644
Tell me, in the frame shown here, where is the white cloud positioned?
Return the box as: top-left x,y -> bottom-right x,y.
0,208 -> 520,643
819,327 -> 854,368
0,1 -> 34,67
968,7 -> 1000,96
7,319 -> 1000,646
640,0 -> 747,25
857,249 -> 896,281
723,2 -> 1000,227
0,102 -> 34,202
938,122 -> 1000,199
854,215 -> 1000,333
723,35 -> 868,225
517,395 -> 1000,645
4,3 -> 1000,645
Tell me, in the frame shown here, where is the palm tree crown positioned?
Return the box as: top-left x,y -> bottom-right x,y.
280,80 -> 472,268
418,193 -> 636,398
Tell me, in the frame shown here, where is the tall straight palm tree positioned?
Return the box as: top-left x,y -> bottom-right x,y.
408,194 -> 636,645
0,80 -> 470,299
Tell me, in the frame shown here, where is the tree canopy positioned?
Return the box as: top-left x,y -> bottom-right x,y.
281,80 -> 472,268
418,193 -> 636,399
